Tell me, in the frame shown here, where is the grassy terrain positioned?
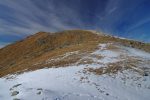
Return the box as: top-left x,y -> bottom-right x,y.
0,30 -> 149,77
86,57 -> 146,76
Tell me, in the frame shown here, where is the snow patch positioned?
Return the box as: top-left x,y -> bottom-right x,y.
0,43 -> 150,100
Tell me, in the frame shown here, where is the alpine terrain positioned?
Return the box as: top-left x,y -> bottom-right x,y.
0,30 -> 150,100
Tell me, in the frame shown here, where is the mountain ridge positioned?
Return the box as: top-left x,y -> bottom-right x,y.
0,30 -> 150,100
0,30 -> 150,77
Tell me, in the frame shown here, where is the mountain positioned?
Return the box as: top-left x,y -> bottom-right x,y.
0,30 -> 150,100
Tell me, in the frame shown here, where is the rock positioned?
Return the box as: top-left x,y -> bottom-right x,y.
37,39 -> 46,46
11,91 -> 19,96
143,73 -> 148,76
13,98 -> 20,100
37,88 -> 43,90
10,88 -> 13,91
106,93 -> 109,95
13,84 -> 22,88
54,98 -> 61,100
37,91 -> 42,95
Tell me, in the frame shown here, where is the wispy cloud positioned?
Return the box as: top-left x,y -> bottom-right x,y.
0,0 -> 84,36
0,0 -> 149,43
126,18 -> 150,33
0,42 -> 9,48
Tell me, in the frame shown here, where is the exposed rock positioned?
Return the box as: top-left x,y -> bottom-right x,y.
13,84 -> 22,88
143,72 -> 148,76
11,91 -> 19,96
37,91 -> 42,95
13,98 -> 20,100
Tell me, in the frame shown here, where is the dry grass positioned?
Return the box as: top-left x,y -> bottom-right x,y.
77,58 -> 94,65
105,44 -> 120,51
116,38 -> 150,52
86,57 -> 146,76
0,30 -> 100,77
0,30 -> 149,77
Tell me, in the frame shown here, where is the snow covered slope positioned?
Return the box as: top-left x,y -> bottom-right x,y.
0,43 -> 150,100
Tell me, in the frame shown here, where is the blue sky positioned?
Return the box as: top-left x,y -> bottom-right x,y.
0,0 -> 150,47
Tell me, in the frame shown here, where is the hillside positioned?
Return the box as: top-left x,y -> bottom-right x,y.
0,30 -> 150,100
0,30 -> 149,77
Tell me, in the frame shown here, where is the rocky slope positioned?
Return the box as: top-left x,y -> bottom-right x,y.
0,30 -> 150,100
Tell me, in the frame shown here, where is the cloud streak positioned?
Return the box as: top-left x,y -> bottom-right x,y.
0,42 -> 10,48
0,0 -> 84,35
0,0 -> 150,44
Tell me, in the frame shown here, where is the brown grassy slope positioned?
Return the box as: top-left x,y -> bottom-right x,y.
0,30 -> 100,77
113,37 -> 150,52
0,30 -> 149,77
96,34 -> 150,52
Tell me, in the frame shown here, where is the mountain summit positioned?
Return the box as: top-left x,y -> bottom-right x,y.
0,30 -> 150,100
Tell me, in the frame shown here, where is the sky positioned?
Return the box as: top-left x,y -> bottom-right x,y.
0,0 -> 150,48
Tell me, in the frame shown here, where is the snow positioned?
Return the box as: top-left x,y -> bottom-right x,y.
0,65 -> 150,100
0,66 -> 102,100
121,46 -> 150,59
46,51 -> 79,64
0,43 -> 150,100
92,43 -> 121,64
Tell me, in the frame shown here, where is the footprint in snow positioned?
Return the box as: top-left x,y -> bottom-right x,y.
10,84 -> 22,97
10,83 -> 22,91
